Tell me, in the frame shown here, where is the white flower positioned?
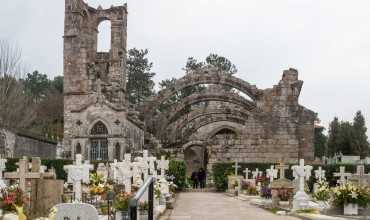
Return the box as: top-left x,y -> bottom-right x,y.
351,191 -> 358,199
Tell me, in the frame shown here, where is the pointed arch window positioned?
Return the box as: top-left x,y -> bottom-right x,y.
90,121 -> 108,161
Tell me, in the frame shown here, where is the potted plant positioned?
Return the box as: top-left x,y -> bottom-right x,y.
113,192 -> 132,220
332,183 -> 370,215
139,201 -> 149,220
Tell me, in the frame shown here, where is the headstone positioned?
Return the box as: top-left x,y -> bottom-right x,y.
349,163 -> 370,186
110,159 -> 118,182
243,168 -> 251,180
149,156 -> 157,178
232,161 -> 241,176
132,161 -> 143,187
275,162 -> 289,179
252,168 -> 260,179
266,165 -> 278,185
314,166 -> 326,183
55,203 -> 99,220
141,150 -> 150,180
96,163 -> 108,182
0,155 -> 7,188
158,156 -> 169,179
63,154 -> 93,202
292,159 -> 312,210
4,157 -> 41,192
333,166 -> 352,186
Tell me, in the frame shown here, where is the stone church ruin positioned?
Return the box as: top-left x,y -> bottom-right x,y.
62,0 -> 316,175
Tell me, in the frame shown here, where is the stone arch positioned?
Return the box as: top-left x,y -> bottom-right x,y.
165,92 -> 256,124
97,20 -> 111,52
182,141 -> 208,176
144,69 -> 262,114
206,125 -> 240,140
88,119 -> 112,135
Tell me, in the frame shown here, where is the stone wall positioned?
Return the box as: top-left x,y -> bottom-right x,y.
0,129 -> 57,159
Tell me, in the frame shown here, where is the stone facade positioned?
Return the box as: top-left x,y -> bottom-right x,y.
63,0 -> 144,160
143,67 -> 316,174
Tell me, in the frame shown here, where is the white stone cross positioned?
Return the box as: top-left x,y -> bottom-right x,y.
350,164 -> 370,186
96,163 -> 108,182
158,156 -> 169,179
63,154 -> 93,202
333,166 -> 352,186
314,166 -> 326,183
148,156 -> 157,178
252,168 -> 260,179
4,157 -> 41,192
132,161 -> 143,187
292,159 -> 312,193
243,168 -> 250,179
275,162 -> 289,179
232,161 -> 241,176
110,159 -> 118,182
141,150 -> 150,180
266,165 -> 278,184
292,159 -> 312,210
0,156 -> 7,188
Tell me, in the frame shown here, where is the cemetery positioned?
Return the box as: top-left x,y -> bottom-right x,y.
1,0 -> 370,219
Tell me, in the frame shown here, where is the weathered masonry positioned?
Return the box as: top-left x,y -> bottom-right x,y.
63,0 -> 144,160
142,67 -> 316,175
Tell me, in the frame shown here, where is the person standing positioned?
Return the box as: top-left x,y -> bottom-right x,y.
191,171 -> 199,189
198,168 -> 206,189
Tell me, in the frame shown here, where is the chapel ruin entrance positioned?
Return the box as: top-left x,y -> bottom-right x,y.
184,145 -> 208,176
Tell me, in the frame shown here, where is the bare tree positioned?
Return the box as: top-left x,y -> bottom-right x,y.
0,40 -> 36,131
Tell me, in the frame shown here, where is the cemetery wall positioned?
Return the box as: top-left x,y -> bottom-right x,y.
14,134 -> 57,159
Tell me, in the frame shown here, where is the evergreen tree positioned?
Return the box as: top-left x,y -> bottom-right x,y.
351,111 -> 369,158
314,126 -> 327,158
126,48 -> 155,105
24,70 -> 50,103
327,117 -> 341,156
338,121 -> 354,155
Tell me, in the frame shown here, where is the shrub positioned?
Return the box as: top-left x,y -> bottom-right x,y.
167,160 -> 186,190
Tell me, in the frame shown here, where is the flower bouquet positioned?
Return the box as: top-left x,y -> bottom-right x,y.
113,192 -> 132,220
313,182 -> 331,202
0,185 -> 29,218
332,183 -> 370,215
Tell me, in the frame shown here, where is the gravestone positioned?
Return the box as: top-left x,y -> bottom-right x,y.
313,166 -> 326,193
30,157 -> 62,218
349,163 -> 370,186
271,162 -> 294,209
96,163 -> 108,182
292,159 -> 312,210
132,161 -> 143,187
149,156 -> 157,178
266,165 -> 278,186
4,157 -> 41,192
63,154 -> 93,202
110,159 -> 118,183
55,203 -> 99,220
334,166 -> 352,186
0,155 -> 7,188
158,156 -> 170,196
141,150 -> 150,180
116,155 -> 133,193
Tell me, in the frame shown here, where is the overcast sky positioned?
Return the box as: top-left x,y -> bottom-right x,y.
1,0 -> 370,135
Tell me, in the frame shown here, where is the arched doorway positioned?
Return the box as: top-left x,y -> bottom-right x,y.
90,121 -> 108,160
184,145 -> 208,176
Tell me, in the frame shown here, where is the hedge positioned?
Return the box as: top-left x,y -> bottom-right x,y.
212,162 -> 369,192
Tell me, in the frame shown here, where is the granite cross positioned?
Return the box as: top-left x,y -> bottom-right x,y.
333,166 -> 352,186
243,168 -> 251,179
275,162 -> 289,179
314,166 -> 326,183
350,164 -> 370,186
63,154 -> 93,202
4,157 -> 41,192
232,161 -> 241,176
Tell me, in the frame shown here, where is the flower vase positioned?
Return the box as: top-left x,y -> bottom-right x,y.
344,203 -> 358,216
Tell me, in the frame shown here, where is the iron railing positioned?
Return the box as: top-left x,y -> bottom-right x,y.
128,177 -> 154,220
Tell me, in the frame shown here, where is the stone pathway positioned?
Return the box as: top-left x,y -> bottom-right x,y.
162,192 -> 300,220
